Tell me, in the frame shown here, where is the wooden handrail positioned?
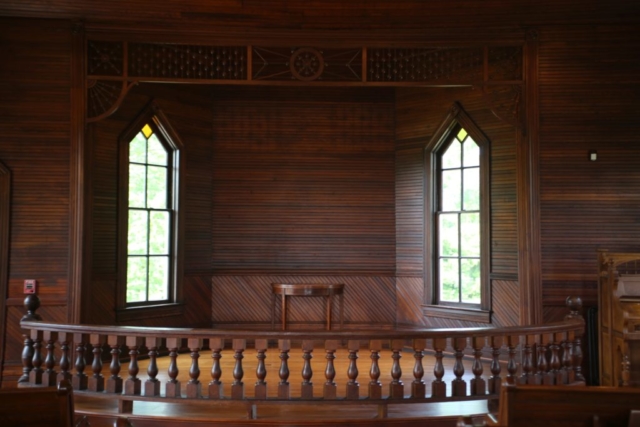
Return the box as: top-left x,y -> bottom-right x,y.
18,295 -> 586,421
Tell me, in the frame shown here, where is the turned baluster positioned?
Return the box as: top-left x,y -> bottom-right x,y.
208,338 -> 223,399
254,339 -> 268,399
185,338 -> 202,398
19,333 -> 34,383
19,295 -> 42,384
144,337 -> 161,397
346,340 -> 360,400
106,335 -> 123,393
124,336 -> 143,395
412,339 -> 426,399
278,339 -> 291,399
452,337 -> 467,396
389,339 -> 404,399
301,340 -> 314,399
488,336 -> 503,395
88,334 -> 105,392
565,296 -> 585,382
561,339 -> 572,384
555,332 -> 569,385
368,340 -> 383,399
29,329 -> 44,384
537,334 -> 551,385
57,335 -> 72,383
324,340 -> 338,399
471,337 -> 486,395
518,335 -> 535,385
42,331 -> 58,386
432,338 -> 447,398
166,337 -> 181,398
232,339 -> 245,399
72,333 -> 89,390
548,335 -> 561,385
506,336 -> 519,385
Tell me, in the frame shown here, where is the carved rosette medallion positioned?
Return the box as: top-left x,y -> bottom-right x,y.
289,47 -> 325,81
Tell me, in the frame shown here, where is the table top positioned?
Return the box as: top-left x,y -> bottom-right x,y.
271,283 -> 345,296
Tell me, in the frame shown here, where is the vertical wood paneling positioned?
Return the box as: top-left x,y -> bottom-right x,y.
211,86 -> 396,274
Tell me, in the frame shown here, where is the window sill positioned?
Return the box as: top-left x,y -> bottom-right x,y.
116,302 -> 185,323
422,304 -> 491,323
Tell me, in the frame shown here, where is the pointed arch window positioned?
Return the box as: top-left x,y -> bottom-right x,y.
424,104 -> 491,322
117,105 -> 184,316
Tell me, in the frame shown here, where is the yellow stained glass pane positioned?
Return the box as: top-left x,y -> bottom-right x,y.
141,124 -> 153,139
456,127 -> 468,142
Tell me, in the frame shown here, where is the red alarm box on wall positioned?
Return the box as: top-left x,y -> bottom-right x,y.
24,279 -> 36,294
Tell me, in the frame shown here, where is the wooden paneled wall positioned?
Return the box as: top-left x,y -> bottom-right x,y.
538,24 -> 640,322
0,18 -> 72,386
88,83 -> 214,327
210,86 -> 396,327
2,1 -> 640,386
394,86 -> 519,328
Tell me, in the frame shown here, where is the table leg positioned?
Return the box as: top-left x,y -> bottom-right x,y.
326,294 -> 333,331
271,293 -> 276,329
281,294 -> 287,331
339,293 -> 344,329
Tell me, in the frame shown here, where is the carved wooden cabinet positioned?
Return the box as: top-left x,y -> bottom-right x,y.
598,250 -> 640,387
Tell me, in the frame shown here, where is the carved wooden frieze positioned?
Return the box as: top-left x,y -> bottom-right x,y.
85,41 -> 525,126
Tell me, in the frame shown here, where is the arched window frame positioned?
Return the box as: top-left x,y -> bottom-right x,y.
116,104 -> 184,320
423,103 -> 491,323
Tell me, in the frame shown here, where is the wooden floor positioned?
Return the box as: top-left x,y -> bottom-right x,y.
74,348 -> 493,426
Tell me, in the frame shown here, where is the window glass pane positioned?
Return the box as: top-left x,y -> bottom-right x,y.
462,136 -> 479,167
149,211 -> 170,255
141,124 -> 153,139
456,128 -> 468,142
439,258 -> 459,302
126,256 -> 147,303
439,213 -> 458,256
463,167 -> 480,211
129,132 -> 147,163
441,140 -> 461,169
147,134 -> 168,166
461,258 -> 481,304
147,166 -> 167,209
460,212 -> 480,257
128,210 -> 148,255
129,164 -> 146,208
441,170 -> 461,211
148,256 -> 169,301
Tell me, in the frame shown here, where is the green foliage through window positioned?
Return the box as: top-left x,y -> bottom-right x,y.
126,124 -> 172,303
437,127 -> 481,304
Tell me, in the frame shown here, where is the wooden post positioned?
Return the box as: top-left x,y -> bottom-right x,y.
42,331 -> 58,386
301,340 -> 314,399
106,335 -> 124,394
324,340 -> 338,399
471,337 -> 486,395
254,339 -> 268,399
144,337 -> 161,397
208,338 -> 223,399
124,336 -> 143,395
72,333 -> 89,390
232,339 -> 246,399
278,339 -> 291,399
432,338 -> 447,398
88,334 -> 105,392
346,340 -> 360,400
165,337 -> 181,398
389,339 -> 404,399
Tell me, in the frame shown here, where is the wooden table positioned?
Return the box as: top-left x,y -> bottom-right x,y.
271,283 -> 344,331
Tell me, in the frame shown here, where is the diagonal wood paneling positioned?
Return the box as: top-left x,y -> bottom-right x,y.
212,275 -> 396,328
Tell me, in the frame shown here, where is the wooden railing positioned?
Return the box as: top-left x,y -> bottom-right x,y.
18,296 -> 586,420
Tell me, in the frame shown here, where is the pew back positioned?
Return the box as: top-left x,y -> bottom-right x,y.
488,385 -> 640,427
0,382 -> 74,427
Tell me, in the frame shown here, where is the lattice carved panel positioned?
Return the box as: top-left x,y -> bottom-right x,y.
129,43 -> 247,80
87,40 -> 124,76
367,47 -> 484,83
252,47 -> 363,81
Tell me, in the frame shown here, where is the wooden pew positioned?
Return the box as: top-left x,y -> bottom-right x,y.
0,381 -> 75,427
460,385 -> 640,427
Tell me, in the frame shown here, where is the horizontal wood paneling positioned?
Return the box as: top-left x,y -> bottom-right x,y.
211,86 -> 396,274
0,17 -> 72,386
394,86 -> 519,326
89,84 -> 213,326
538,24 -> 640,321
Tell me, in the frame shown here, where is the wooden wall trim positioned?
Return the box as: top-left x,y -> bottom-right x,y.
517,29 -> 542,325
0,160 -> 11,385
68,22 -> 88,323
